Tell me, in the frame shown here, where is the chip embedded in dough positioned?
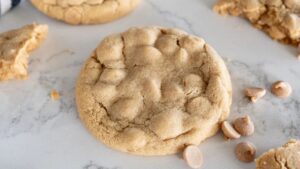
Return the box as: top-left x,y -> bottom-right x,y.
76,26 -> 232,155
30,0 -> 141,25
214,0 -> 300,46
0,24 -> 48,81
256,139 -> 300,169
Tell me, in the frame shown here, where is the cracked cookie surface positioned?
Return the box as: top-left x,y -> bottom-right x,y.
256,139 -> 300,169
214,0 -> 300,46
0,24 -> 48,81
76,26 -> 232,155
30,0 -> 141,25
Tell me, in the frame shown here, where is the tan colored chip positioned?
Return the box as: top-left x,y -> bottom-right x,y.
76,26 -> 232,155
30,0 -> 141,25
233,115 -> 255,136
235,142 -> 256,163
245,87 -> 266,102
221,121 -> 241,139
271,81 -> 292,98
183,145 -> 203,169
0,24 -> 48,81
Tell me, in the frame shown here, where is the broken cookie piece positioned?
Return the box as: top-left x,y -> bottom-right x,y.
0,24 -> 48,81
214,0 -> 300,57
256,139 -> 300,169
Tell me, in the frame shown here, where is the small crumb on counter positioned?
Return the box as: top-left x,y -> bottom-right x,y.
50,90 -> 60,101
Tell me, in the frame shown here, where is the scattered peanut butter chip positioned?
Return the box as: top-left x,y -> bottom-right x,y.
244,87 -> 266,102
271,81 -> 292,98
183,145 -> 203,169
221,121 -> 241,139
235,142 -> 256,163
233,115 -> 255,136
50,90 -> 60,101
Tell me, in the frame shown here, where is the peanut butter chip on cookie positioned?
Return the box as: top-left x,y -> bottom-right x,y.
162,82 -> 184,102
100,68 -> 126,84
235,142 -> 256,163
271,81 -> 292,98
109,98 -> 142,121
183,145 -> 203,169
118,128 -> 146,150
76,27 -> 232,155
155,34 -> 180,55
142,79 -> 162,103
128,46 -> 162,66
149,109 -> 183,140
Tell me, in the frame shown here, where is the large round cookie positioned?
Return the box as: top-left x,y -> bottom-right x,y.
76,27 -> 232,155
30,0 -> 141,25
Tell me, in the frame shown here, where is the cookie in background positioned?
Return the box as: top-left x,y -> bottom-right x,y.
30,0 -> 141,25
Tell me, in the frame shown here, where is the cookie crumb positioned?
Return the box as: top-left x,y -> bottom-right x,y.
50,90 -> 60,101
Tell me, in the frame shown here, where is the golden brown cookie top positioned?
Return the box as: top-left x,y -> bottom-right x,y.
256,139 -> 300,169
30,0 -> 141,24
76,27 -> 232,155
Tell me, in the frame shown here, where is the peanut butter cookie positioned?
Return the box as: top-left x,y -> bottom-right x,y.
30,0 -> 141,25
214,0 -> 300,46
76,27 -> 232,155
256,139 -> 300,169
0,24 -> 48,81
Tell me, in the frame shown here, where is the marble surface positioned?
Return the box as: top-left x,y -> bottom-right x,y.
0,0 -> 299,168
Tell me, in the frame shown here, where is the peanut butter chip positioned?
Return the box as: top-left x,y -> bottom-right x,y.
235,142 -> 256,163
183,145 -> 203,169
221,121 -> 241,139
244,87 -> 266,102
233,115 -> 255,136
271,81 -> 292,98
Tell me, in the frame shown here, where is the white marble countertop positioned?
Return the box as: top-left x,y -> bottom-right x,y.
0,0 -> 299,168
